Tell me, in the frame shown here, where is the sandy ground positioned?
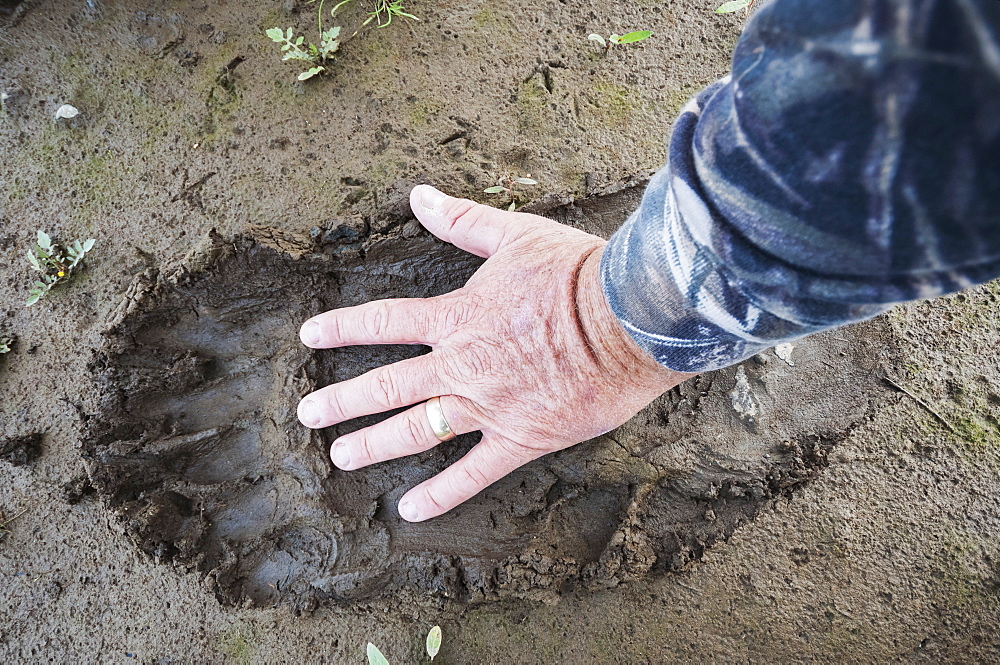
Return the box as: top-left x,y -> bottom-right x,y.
1,0 -> 998,663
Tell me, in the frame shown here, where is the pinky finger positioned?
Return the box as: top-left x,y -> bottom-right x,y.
397,436 -> 530,522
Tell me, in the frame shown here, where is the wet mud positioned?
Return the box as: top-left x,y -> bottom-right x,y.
3,2 -> 997,660
84,189 -> 894,611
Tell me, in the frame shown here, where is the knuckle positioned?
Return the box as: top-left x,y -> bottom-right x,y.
461,340 -> 500,377
369,369 -> 401,408
356,433 -> 375,466
326,314 -> 343,344
403,415 -> 430,451
456,463 -> 491,492
445,199 -> 492,236
440,294 -> 485,334
324,391 -> 347,423
421,485 -> 449,514
363,301 -> 392,338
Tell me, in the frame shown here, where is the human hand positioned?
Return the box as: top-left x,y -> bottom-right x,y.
297,185 -> 692,522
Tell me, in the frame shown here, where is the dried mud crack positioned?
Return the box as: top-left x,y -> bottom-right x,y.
84,195 -> 893,611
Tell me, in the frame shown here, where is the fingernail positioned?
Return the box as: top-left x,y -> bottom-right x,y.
301,320 -> 321,346
331,441 -> 351,469
418,185 -> 447,213
399,500 -> 420,522
298,399 -> 322,428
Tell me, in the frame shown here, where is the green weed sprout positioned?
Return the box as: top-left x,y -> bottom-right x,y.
25,231 -> 96,307
266,26 -> 342,80
0,335 -> 13,355
364,625 -> 441,664
426,625 -> 442,661
588,30 -> 652,50
485,173 -> 538,211
267,1 -> 418,79
328,0 -> 419,29
366,642 -> 389,665
716,0 -> 754,13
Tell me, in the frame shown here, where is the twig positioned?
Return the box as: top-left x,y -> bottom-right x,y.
0,507 -> 29,540
882,376 -> 957,434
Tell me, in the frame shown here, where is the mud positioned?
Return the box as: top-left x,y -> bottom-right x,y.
81,186 -> 894,610
2,0 -> 997,661
0,432 -> 41,466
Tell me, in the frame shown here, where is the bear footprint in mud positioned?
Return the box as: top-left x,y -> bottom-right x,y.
86,226 -> 889,610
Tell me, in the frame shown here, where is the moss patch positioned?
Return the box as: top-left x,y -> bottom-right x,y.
218,626 -> 256,665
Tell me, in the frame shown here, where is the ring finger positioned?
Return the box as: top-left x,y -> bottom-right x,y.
329,395 -> 475,470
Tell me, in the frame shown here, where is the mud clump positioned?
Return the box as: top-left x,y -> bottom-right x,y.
84,193 -> 892,611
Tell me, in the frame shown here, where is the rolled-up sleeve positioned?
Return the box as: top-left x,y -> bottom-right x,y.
600,0 -> 1000,373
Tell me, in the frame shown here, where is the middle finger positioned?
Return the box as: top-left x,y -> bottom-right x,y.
297,355 -> 448,429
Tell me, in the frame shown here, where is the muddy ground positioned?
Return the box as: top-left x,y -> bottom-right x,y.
1,0 -> 999,663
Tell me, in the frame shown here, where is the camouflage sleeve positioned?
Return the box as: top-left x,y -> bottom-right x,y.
599,0 -> 1000,373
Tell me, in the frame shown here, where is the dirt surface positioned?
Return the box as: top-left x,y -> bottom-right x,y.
1,0 -> 998,663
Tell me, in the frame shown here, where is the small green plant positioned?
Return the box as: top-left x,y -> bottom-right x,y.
366,643 -> 389,665
335,0 -> 419,28
365,626 -> 442,664
716,0 -> 754,13
265,26 -> 342,80
267,0 -> 419,80
426,625 -> 442,661
588,30 -> 653,50
0,335 -> 13,355
485,173 -> 538,211
25,231 -> 96,306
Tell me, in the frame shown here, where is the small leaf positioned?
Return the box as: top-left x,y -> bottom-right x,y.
483,186 -> 506,194
295,36 -> 305,46
27,249 -> 41,270
298,67 -> 325,80
83,239 -> 96,252
515,177 -> 538,185
508,200 -> 517,211
266,27 -> 284,41
588,34 -> 606,47
366,643 -> 390,665
26,294 -> 40,307
617,30 -> 653,44
716,0 -> 753,13
609,34 -> 621,43
426,626 -> 442,661
37,231 -> 52,251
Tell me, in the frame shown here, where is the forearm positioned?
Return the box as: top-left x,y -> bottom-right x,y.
602,0 -> 1000,373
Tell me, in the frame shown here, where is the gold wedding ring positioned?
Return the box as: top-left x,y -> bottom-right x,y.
425,397 -> 456,442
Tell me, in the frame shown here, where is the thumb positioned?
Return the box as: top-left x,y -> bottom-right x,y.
409,184 -> 536,258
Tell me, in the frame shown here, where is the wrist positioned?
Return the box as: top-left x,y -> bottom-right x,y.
577,245 -> 694,389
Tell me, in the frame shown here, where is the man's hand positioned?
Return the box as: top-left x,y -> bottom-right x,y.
297,185 -> 691,522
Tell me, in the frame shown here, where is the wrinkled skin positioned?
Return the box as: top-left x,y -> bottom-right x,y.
297,185 -> 692,522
